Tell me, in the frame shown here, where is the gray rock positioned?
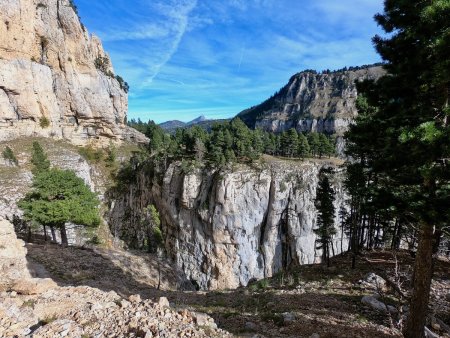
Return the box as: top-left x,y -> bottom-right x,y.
158,297 -> 170,308
361,295 -> 397,313
282,312 -> 296,324
110,161 -> 350,290
128,294 -> 141,303
245,321 -> 258,331
241,66 -> 384,139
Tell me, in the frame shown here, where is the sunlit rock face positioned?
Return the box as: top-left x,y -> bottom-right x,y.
0,0 -> 146,146
0,218 -> 31,291
109,160 -> 349,290
239,66 -> 385,135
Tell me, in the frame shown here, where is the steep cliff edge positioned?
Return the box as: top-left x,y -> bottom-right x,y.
109,158 -> 349,290
0,0 -> 146,145
238,65 -> 385,135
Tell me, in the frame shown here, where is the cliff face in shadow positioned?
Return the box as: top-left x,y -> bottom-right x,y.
109,159 -> 349,290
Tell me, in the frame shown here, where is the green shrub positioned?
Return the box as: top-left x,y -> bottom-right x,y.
39,116 -> 50,128
249,278 -> 270,292
94,56 -> 111,75
68,0 -> 79,15
105,143 -> 117,165
89,235 -> 100,245
115,75 -> 129,93
78,145 -> 104,162
2,146 -> 18,166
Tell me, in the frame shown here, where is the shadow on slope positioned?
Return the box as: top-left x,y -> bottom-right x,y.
25,241 -> 181,299
23,241 -> 417,337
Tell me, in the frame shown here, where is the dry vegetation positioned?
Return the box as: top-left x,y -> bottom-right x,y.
25,241 -> 450,338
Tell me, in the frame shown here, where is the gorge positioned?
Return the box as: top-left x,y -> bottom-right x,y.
0,0 -> 379,291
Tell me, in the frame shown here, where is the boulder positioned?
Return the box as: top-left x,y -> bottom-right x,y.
361,295 -> 397,314
12,278 -> 57,295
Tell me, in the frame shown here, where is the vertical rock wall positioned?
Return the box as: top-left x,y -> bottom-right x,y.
0,218 -> 31,291
109,160 -> 349,290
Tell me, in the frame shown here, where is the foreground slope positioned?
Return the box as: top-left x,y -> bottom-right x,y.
0,218 -> 231,337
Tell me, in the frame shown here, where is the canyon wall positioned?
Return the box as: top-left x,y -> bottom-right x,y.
109,159 -> 349,290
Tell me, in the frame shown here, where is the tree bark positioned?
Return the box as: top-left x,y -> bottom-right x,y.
27,225 -> 32,243
60,224 -> 69,247
50,226 -> 57,242
404,222 -> 434,338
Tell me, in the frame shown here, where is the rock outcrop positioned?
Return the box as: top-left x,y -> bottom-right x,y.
0,0 -> 146,146
238,65 -> 385,135
0,217 -> 31,291
0,286 -> 231,337
109,159 -> 349,290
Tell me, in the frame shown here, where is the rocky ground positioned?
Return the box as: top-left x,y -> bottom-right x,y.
2,212 -> 449,338
0,219 -> 230,338
0,287 -> 230,337
19,241 -> 450,338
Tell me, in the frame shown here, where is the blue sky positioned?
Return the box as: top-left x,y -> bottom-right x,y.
75,0 -> 384,123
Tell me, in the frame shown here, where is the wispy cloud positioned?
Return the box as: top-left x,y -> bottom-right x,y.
76,0 -> 384,123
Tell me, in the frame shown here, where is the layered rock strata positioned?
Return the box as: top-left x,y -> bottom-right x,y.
0,0 -> 146,145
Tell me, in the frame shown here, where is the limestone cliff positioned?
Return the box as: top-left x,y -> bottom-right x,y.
238,65 -> 385,135
0,218 -> 31,290
0,0 -> 146,145
109,159 -> 349,290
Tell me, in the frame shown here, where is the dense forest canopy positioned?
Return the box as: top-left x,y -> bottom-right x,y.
128,118 -> 335,167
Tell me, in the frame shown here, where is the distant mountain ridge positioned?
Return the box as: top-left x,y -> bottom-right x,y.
159,115 -> 230,133
238,64 -> 385,135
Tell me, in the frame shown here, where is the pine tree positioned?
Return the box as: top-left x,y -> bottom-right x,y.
19,168 -> 100,246
346,1 -> 450,336
2,146 -> 18,166
286,128 -> 299,157
252,128 -> 264,154
318,134 -> 334,158
142,204 -> 162,254
145,121 -> 165,154
297,133 -> 310,159
314,172 -> 336,267
307,133 -> 320,157
31,141 -> 50,174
